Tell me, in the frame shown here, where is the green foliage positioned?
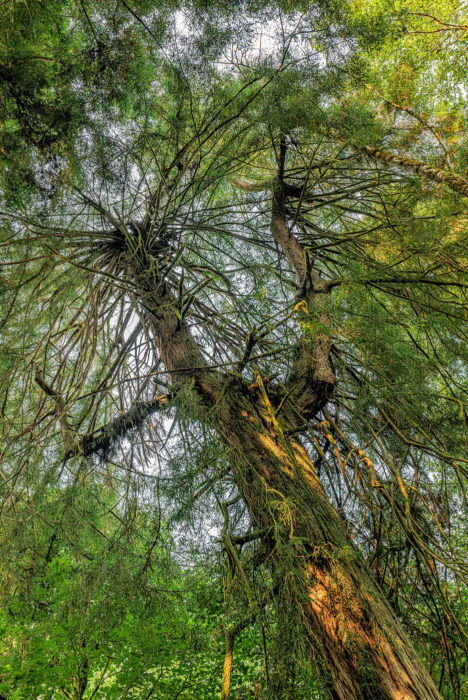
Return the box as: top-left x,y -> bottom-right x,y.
0,1 -> 467,698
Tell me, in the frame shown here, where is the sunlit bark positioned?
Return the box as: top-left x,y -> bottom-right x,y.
215,391 -> 442,699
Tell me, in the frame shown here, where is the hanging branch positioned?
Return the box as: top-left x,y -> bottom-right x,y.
34,367 -> 75,455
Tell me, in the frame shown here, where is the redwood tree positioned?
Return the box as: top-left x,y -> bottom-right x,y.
0,1 -> 467,698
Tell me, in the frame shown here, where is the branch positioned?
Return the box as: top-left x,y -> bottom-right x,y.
236,330 -> 258,373
231,176 -> 275,192
329,277 -> 468,289
140,285 -> 223,403
364,83 -> 453,169
264,143 -> 335,418
64,394 -> 174,459
233,132 -> 468,201
233,177 -> 311,201
34,368 -> 75,454
220,499 -> 264,700
271,183 -> 308,284
359,146 -> 468,197
230,528 -> 271,546
220,609 -> 260,700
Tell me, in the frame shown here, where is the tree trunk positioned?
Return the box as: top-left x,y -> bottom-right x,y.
213,389 -> 442,700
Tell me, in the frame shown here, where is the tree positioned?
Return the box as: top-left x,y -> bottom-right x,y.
1,1 -> 466,698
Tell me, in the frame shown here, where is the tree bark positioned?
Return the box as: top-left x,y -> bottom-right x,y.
212,390 -> 442,699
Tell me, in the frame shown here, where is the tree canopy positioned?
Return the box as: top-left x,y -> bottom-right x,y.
0,1 -> 467,698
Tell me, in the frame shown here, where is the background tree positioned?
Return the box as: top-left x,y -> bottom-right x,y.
0,1 -> 467,698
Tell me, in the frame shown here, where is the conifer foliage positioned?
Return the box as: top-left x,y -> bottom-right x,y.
0,1 -> 467,698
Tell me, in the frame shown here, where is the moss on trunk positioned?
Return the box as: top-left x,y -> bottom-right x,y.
214,389 -> 442,700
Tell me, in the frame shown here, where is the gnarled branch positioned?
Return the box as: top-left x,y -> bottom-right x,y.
65,394 -> 173,459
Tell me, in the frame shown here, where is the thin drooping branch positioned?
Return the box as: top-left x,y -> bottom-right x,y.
34,367 -> 75,454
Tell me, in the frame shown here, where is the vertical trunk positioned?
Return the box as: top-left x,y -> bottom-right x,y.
214,390 -> 442,700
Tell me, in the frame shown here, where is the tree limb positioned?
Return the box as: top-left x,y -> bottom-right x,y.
65,394 -> 174,459
265,141 -> 335,418
34,368 -> 75,454
359,145 -> 468,197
